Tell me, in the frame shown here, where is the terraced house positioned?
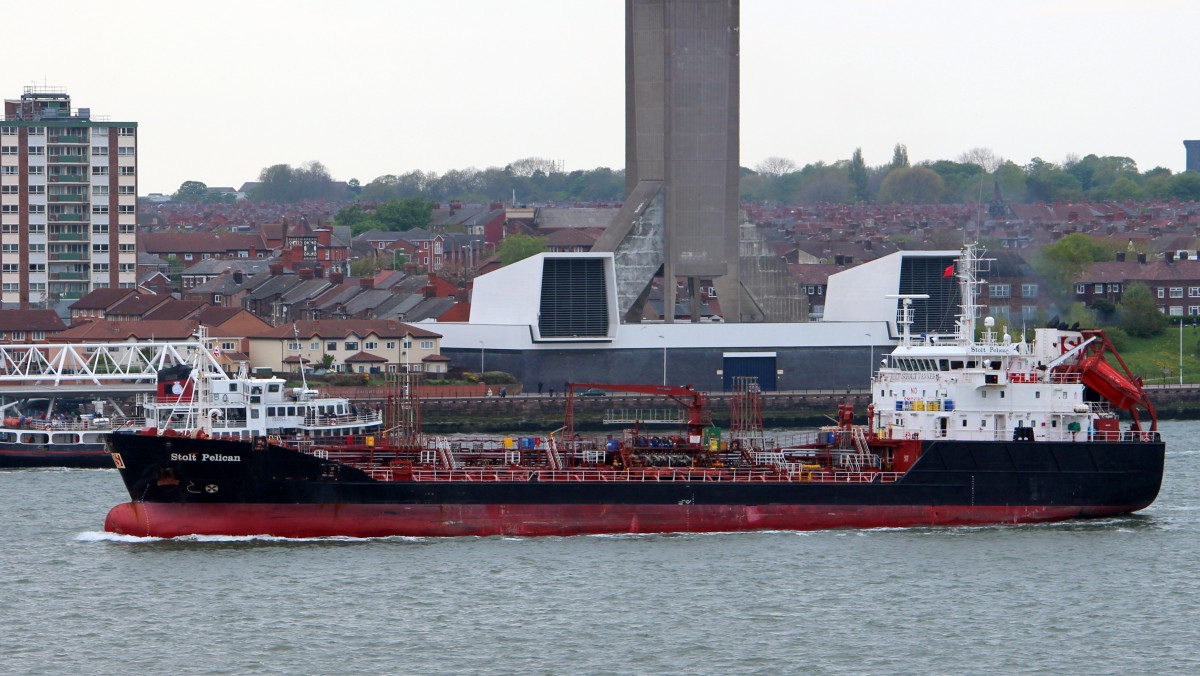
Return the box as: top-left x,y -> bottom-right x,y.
248,320 -> 447,376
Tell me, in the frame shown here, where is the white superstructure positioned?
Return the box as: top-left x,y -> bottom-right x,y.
138,329 -> 382,442
873,244 -> 1133,443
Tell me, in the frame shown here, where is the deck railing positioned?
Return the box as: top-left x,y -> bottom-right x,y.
388,467 -> 902,484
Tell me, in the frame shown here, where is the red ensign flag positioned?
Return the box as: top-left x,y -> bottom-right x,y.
942,264 -> 954,278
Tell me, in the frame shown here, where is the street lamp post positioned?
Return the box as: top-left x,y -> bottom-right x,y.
1180,319 -> 1184,386
865,333 -> 873,385
479,340 -> 485,374
657,334 -> 666,386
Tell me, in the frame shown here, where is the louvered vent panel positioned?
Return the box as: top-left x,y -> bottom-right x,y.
538,258 -> 609,337
898,255 -> 961,335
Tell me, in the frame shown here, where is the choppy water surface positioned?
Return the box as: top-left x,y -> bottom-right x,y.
2,422 -> 1198,675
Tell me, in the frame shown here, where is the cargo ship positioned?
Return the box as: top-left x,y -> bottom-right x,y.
104,245 -> 1165,538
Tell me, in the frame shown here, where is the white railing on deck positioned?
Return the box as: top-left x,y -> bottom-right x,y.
302,411 -> 382,429
7,416 -> 146,432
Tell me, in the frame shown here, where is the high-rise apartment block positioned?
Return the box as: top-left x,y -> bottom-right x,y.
1,87 -> 137,306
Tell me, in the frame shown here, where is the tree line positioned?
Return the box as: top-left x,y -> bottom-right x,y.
169,148 -> 1200,206
744,145 -> 1200,205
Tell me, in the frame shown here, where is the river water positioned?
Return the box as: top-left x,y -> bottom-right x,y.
2,421 -> 1198,675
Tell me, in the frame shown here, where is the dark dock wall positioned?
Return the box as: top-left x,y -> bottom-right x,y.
442,346 -> 881,393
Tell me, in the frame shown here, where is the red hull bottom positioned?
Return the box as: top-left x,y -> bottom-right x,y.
104,502 -> 1137,539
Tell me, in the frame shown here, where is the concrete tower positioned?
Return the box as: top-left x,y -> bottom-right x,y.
596,0 -> 741,323
1185,140 -> 1200,173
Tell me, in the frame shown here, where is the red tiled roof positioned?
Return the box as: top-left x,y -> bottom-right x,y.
54,320 -> 202,341
544,228 -> 599,247
192,306 -> 243,325
70,288 -> 137,311
437,302 -> 471,322
1081,259 -> 1200,283
140,232 -> 264,255
143,299 -> 207,321
253,319 -> 441,340
107,293 -> 172,316
0,309 -> 67,332
344,351 -> 387,363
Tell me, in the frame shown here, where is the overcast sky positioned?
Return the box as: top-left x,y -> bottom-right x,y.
6,0 -> 1197,195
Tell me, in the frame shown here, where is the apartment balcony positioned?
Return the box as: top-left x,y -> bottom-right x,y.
48,155 -> 88,164
48,194 -> 86,202
49,134 -> 87,144
49,272 -> 87,281
48,175 -> 87,183
48,252 -> 86,261
48,213 -> 85,222
49,232 -> 87,241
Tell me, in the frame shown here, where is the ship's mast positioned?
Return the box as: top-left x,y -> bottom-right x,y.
194,325 -> 214,435
886,294 -> 929,347
294,322 -> 312,392
953,243 -> 992,345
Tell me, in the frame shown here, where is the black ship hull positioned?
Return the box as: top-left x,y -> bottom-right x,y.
104,432 -> 1165,538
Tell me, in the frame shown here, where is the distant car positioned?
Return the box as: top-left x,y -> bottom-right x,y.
579,388 -> 607,397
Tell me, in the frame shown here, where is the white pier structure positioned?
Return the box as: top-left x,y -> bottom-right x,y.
0,340 -> 224,398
